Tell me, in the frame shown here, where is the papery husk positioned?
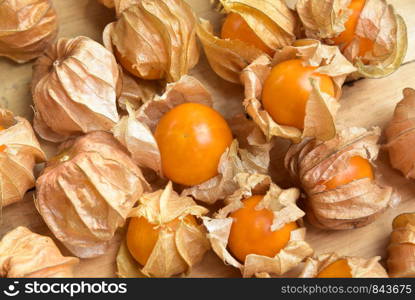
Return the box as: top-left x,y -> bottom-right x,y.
242,40 -> 356,142
117,70 -> 160,111
103,0 -> 199,82
0,227 -> 79,278
296,0 -> 407,78
387,213 -> 415,277
197,0 -> 297,84
285,127 -> 392,230
0,109 -> 46,208
203,173 -> 313,278
116,181 -> 210,278
0,0 -> 58,63
385,89 -> 415,179
32,36 -> 121,143
35,131 -> 148,258
113,75 -> 273,204
98,0 -> 115,8
299,252 -> 388,278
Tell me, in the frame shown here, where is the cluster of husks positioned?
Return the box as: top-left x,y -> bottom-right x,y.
285,127 -> 392,230
0,227 -> 79,278
0,0 -> 58,63
387,213 -> 415,277
0,109 -> 45,208
35,131 -> 148,258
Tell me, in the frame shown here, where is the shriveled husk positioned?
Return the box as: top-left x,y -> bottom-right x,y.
116,181 -> 210,278
295,0 -> 407,78
204,173 -> 313,278
113,75 -> 273,204
98,0 -> 140,16
117,70 -> 160,111
299,252 -> 388,277
385,88 -> 415,179
103,0 -> 199,82
285,127 -> 392,230
0,227 -> 79,278
0,0 -> 58,63
387,213 -> 415,277
32,36 -> 121,143
242,40 -> 356,143
98,0 -> 115,8
0,109 -> 46,208
197,0 -> 297,84
35,131 -> 148,258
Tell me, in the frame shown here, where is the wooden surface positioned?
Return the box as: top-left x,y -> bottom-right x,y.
0,0 -> 415,278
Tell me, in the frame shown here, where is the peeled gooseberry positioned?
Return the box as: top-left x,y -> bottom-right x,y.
331,0 -> 374,58
317,259 -> 352,278
262,59 -> 335,130
322,156 -> 374,190
127,215 -> 197,266
221,13 -> 274,56
227,195 -> 298,263
154,103 -> 233,186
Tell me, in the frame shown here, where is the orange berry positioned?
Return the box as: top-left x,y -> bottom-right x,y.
331,0 -> 374,58
317,259 -> 352,278
221,13 -> 274,56
228,195 -> 298,263
322,156 -> 374,190
262,59 -> 335,130
155,103 -> 233,186
127,215 -> 197,266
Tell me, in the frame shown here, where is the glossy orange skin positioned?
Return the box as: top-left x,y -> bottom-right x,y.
0,125 -> 5,152
317,259 -> 352,278
262,59 -> 335,130
228,195 -> 298,263
127,215 -> 197,266
221,13 -> 274,56
114,46 -> 163,80
331,0 -> 374,58
323,156 -> 374,190
155,103 -> 233,186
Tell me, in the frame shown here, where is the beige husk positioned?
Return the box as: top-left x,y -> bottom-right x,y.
197,0 -> 297,84
203,173 -> 313,278
0,109 -> 46,208
98,0 -> 115,8
242,40 -> 356,143
299,252 -> 388,277
0,227 -> 79,278
387,213 -> 415,277
32,36 -> 121,143
35,131 -> 148,258
285,127 -> 392,230
295,0 -> 408,78
385,89 -> 415,179
0,0 -> 58,63
113,75 -> 273,204
116,181 -> 210,278
102,0 -> 199,82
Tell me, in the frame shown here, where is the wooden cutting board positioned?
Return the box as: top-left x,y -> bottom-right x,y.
0,0 -> 414,278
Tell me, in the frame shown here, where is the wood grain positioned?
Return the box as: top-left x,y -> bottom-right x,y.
0,0 -> 414,278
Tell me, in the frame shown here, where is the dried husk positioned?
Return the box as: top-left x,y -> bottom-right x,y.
385,89 -> 415,179
35,131 -> 148,258
242,40 -> 356,142
285,127 -> 392,230
113,75 -> 273,204
0,0 -> 58,63
299,252 -> 388,277
204,173 -> 313,278
0,227 -> 79,278
32,36 -> 121,143
197,0 -> 297,84
103,0 -> 199,82
0,109 -> 46,208
98,0 -> 115,8
116,181 -> 210,278
387,213 -> 415,277
295,0 -> 407,78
